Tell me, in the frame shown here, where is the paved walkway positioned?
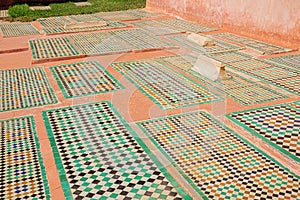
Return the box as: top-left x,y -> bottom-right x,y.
0,9 -> 299,200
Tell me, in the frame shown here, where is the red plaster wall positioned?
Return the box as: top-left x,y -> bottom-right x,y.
147,0 -> 300,49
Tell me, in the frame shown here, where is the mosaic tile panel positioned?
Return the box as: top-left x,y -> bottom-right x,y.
227,101 -> 300,163
249,66 -> 300,81
68,32 -> 130,55
228,58 -> 274,72
211,32 -> 291,54
43,101 -> 190,199
207,51 -> 253,64
0,116 -> 50,199
50,61 -> 124,98
29,37 -> 80,60
189,69 -> 287,106
0,23 -> 40,37
111,28 -> 175,51
68,14 -> 99,22
0,67 -> 58,112
156,54 -> 197,71
165,34 -> 241,54
124,9 -> 162,18
37,17 -> 71,27
112,60 -> 221,110
157,18 -> 218,33
138,111 -> 300,199
94,11 -> 140,21
131,20 -> 181,35
267,54 -> 300,70
42,21 -> 128,35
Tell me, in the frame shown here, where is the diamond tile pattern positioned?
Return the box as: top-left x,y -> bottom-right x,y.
138,111 -> 300,199
0,67 -> 58,112
0,23 -> 40,37
112,60 -> 220,109
227,101 -> 300,163
267,54 -> 300,70
50,61 -> 124,98
0,117 -> 50,199
43,101 -> 188,199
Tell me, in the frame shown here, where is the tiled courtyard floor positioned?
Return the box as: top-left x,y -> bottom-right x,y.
0,9 -> 299,199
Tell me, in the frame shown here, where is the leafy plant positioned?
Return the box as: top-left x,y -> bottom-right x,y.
8,4 -> 30,18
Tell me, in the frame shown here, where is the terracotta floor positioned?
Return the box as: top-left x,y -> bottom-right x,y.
0,9 -> 299,200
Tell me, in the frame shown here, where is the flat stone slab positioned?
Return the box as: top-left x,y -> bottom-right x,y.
74,2 -> 92,6
30,6 -> 51,11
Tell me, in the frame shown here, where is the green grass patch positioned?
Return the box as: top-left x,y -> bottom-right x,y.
7,0 -> 146,22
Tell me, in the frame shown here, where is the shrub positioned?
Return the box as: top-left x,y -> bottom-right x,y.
8,4 -> 30,18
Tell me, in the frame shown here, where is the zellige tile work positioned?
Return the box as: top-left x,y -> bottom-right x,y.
165,34 -> 241,54
137,111 -> 300,199
0,67 -> 58,112
227,100 -> 300,163
0,117 -> 50,199
267,53 -> 300,70
37,16 -> 71,28
29,37 -> 80,61
0,23 -> 40,37
68,32 -> 131,55
131,20 -> 181,35
111,28 -> 176,51
112,59 -> 221,110
50,61 -> 124,98
43,101 -> 190,199
211,32 -> 291,54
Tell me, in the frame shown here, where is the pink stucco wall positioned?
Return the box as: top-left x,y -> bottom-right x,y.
147,0 -> 300,49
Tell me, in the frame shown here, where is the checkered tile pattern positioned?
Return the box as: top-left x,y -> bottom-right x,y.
111,28 -> 175,51
0,117 -> 50,199
29,37 -> 80,60
68,32 -> 130,55
42,21 -> 128,35
95,11 -> 140,21
50,61 -> 124,98
157,18 -> 218,33
227,101 -> 300,163
211,32 -> 291,54
131,20 -> 181,35
138,111 -> 300,199
68,14 -> 99,22
0,23 -> 40,37
0,67 -> 58,112
37,17 -> 71,27
267,54 -> 300,70
156,55 -> 197,71
227,58 -> 272,72
43,102 -> 186,199
208,51 -> 252,64
112,59 -> 220,109
165,34 -> 241,54
124,9 -> 162,18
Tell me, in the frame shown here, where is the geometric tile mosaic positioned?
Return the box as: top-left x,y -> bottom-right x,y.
188,70 -> 287,106
50,61 -> 124,98
0,23 -> 40,37
165,34 -> 241,54
94,11 -> 140,21
68,32 -> 131,55
131,20 -> 181,35
0,116 -> 50,199
0,67 -> 58,112
227,58 -> 273,72
267,54 -> 300,70
42,21 -> 128,35
156,54 -> 197,71
68,14 -> 99,22
207,51 -> 252,64
124,9 -> 162,18
138,111 -> 300,199
157,18 -> 218,33
112,59 -> 221,110
227,100 -> 300,163
43,101 -> 190,199
111,28 -> 176,51
211,32 -> 291,54
29,37 -> 80,61
37,17 -> 71,28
